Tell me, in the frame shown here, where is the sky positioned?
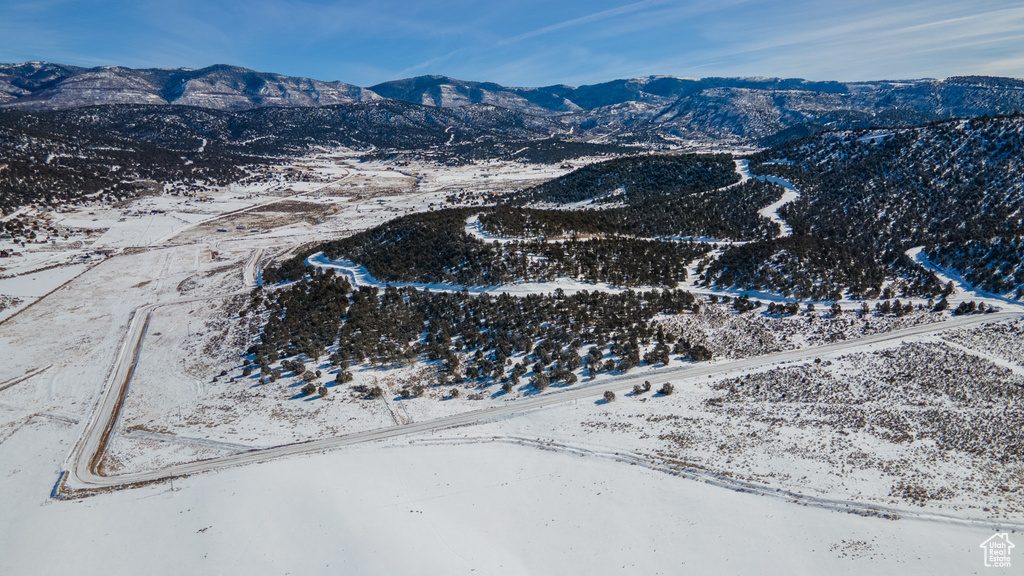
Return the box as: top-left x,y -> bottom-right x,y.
1,0 -> 1023,87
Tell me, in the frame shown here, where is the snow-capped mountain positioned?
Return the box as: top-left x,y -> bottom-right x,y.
3,62 -> 1023,143
0,62 -> 378,111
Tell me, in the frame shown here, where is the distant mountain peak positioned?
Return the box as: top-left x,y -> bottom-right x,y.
0,62 -> 377,111
1,61 -> 1022,145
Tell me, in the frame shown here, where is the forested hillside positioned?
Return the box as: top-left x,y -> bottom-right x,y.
753,114 -> 1024,256
701,236 -> 893,300
308,209 -> 710,287
927,236 -> 1024,296
0,100 -> 547,213
248,269 -> 700,385
0,108 -> 257,212
518,153 -> 738,204
482,178 -> 783,240
749,113 -> 1024,296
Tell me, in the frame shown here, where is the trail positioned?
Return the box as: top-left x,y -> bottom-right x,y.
61,303 -> 1019,495
905,246 -> 1024,312
306,252 -> 640,296
407,435 -> 1024,530
736,159 -> 800,237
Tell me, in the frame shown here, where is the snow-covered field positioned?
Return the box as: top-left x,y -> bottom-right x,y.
3,421 -> 1001,575
1,151 -> 1021,574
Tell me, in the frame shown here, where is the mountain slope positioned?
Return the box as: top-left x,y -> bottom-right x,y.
4,62 -> 1024,144
0,62 -> 378,111
751,113 -> 1024,295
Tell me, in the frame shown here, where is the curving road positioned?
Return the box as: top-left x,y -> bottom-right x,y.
58,159 -> 1024,500
63,297 -> 1020,492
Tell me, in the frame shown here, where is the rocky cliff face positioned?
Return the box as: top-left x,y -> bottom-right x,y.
370,74 -> 1024,143
0,63 -> 377,111
2,62 -> 1022,144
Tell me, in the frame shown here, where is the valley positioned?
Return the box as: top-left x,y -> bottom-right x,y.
2,64 -> 1023,575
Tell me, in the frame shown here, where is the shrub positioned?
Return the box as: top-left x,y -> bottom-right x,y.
604,390 -> 616,402
659,382 -> 674,395
301,382 -> 316,396
689,345 -> 712,362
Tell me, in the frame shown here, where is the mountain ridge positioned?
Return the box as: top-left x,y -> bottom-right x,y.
2,61 -> 1024,145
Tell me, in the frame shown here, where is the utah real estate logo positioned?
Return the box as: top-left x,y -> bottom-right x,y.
980,533 -> 1014,568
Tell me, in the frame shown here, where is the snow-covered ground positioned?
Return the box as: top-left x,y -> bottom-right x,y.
1,150 -> 1021,574
906,246 -> 1024,312
2,421 -> 1001,575
308,252 -> 642,296
738,159 -> 801,237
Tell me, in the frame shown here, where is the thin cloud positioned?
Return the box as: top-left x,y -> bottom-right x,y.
2,0 -> 1022,86
395,48 -> 471,79
496,0 -> 677,46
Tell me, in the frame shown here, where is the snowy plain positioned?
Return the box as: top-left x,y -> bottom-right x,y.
0,150 -> 1020,574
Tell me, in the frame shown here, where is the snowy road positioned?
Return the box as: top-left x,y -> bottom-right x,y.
465,159 -> 801,245
906,246 -> 1024,312
307,252 -> 640,296
737,159 -> 801,237
63,299 -> 1020,504
67,251 -> 264,487
243,247 -> 264,287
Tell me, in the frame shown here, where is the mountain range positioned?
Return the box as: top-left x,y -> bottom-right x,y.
3,62 -> 1024,143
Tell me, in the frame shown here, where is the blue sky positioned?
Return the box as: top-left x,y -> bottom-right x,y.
2,0 -> 1023,86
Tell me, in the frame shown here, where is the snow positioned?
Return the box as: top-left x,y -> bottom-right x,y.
0,263 -> 91,322
464,213 -> 518,244
307,252 -> 643,296
0,419 -> 1003,575
1,149 -> 1021,574
0,262 -> 89,299
737,159 -> 801,237
857,130 -> 894,144
906,246 -> 1024,312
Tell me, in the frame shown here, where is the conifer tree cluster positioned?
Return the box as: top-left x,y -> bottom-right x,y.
248,275 -> 704,386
